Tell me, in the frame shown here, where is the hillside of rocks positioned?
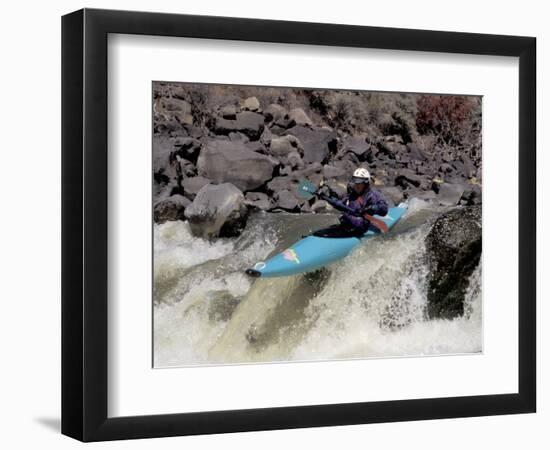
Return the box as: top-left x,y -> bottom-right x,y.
153,82 -> 482,238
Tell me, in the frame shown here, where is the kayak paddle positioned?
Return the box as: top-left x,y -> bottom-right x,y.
297,179 -> 318,199
296,179 -> 389,233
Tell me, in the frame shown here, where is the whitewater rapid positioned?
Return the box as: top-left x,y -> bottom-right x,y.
153,200 -> 482,367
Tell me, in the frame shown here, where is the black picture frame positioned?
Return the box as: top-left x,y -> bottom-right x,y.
62,8 -> 536,442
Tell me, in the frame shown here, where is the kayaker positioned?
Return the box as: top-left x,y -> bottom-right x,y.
314,168 -> 389,238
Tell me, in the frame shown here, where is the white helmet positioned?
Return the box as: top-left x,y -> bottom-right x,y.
351,168 -> 371,184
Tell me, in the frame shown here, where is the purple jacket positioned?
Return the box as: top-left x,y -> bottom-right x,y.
325,188 -> 388,230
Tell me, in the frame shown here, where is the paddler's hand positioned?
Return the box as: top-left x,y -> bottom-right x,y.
317,185 -> 331,199
363,207 -> 376,216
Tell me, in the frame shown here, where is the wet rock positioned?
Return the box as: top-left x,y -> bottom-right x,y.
182,176 -> 211,199
244,192 -> 271,210
184,183 -> 249,238
197,140 -> 276,191
425,206 -> 482,319
215,111 -> 265,140
437,183 -> 466,206
153,194 -> 191,223
285,125 -> 337,163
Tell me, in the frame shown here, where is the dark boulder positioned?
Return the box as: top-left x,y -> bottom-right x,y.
425,206 -> 482,319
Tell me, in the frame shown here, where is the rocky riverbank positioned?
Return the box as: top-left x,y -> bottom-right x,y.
153,82 -> 482,238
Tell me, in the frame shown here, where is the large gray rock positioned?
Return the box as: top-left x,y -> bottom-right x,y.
184,183 -> 249,238
215,111 -> 265,140
153,194 -> 191,224
285,126 -> 337,163
197,140 -> 276,191
425,206 -> 482,319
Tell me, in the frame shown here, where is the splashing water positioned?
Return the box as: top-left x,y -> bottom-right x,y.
154,206 -> 482,367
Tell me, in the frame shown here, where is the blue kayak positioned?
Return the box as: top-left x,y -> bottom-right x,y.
246,205 -> 408,278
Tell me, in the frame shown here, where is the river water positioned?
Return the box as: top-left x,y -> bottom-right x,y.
153,199 -> 482,367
